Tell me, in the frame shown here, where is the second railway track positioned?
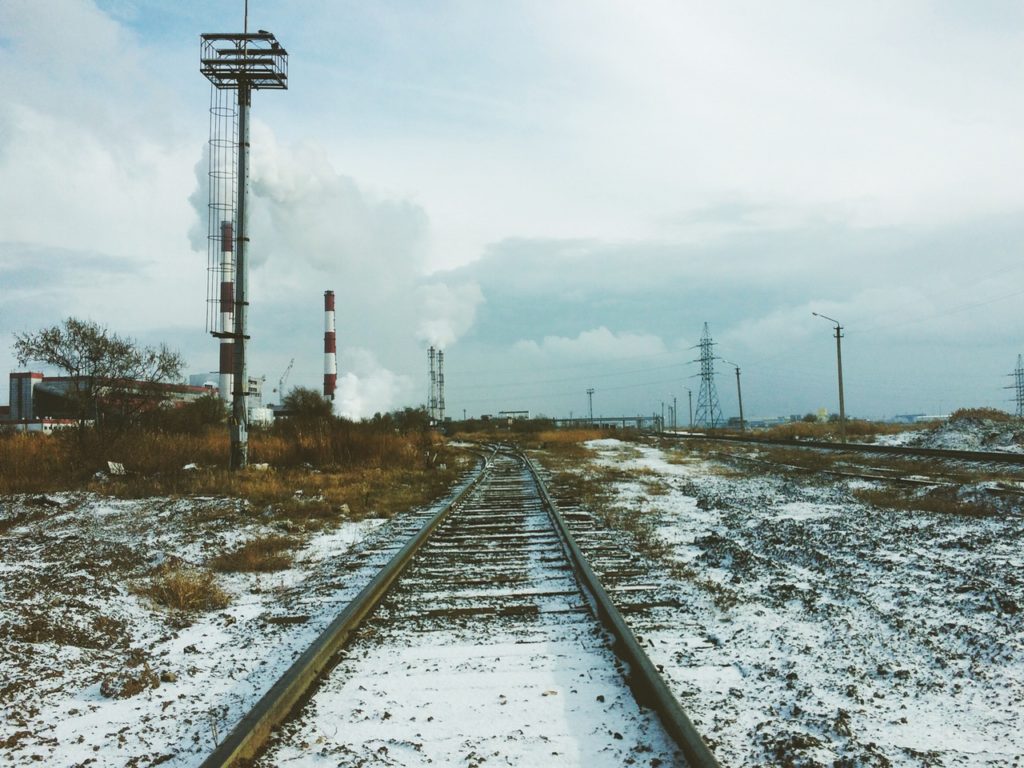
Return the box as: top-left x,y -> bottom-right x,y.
204,448 -> 717,767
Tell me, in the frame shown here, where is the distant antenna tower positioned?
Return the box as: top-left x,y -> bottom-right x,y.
1008,354 -> 1024,418
200,21 -> 287,470
693,322 -> 723,428
437,350 -> 446,424
428,346 -> 438,423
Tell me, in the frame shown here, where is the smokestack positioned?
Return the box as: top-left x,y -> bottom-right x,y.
437,350 -> 445,423
218,220 -> 234,403
428,346 -> 437,423
324,290 -> 337,400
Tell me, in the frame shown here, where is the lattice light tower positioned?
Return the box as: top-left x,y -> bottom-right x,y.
1008,354 -> 1024,418
428,346 -> 438,424
200,29 -> 287,470
693,323 -> 724,428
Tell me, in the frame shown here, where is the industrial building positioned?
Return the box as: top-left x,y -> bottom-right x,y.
0,371 -> 217,431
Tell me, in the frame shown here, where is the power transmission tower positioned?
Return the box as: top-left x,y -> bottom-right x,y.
1007,354 -> 1024,418
586,388 -> 595,424
692,323 -> 723,428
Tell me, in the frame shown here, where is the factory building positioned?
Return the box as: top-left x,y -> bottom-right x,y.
0,371 -> 213,431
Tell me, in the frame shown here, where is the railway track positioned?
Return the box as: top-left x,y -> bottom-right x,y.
201,448 -> 718,767
660,431 -> 1024,500
661,430 -> 1024,466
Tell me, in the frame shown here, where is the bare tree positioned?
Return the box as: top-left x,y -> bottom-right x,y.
13,317 -> 184,441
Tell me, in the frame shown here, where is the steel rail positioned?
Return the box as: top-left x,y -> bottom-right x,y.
662,431 -> 1024,465
198,451 -> 493,768
522,453 -> 722,768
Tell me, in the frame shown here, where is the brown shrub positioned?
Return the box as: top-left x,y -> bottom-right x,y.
138,565 -> 230,611
210,535 -> 294,572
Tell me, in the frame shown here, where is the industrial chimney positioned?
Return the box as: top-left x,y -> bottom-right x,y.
324,290 -> 337,400
218,220 -> 234,403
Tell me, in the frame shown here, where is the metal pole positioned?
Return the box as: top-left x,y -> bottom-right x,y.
230,79 -> 251,470
673,395 -> 677,430
835,325 -> 846,444
735,367 -> 745,432
813,313 -> 847,445
688,389 -> 693,429
587,388 -> 594,424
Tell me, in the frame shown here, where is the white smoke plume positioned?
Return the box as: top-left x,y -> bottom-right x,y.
415,282 -> 484,349
187,122 -> 485,417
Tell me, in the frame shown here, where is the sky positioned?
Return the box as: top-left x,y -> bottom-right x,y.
1,0 -> 1022,422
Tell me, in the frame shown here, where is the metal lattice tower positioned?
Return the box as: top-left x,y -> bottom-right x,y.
693,323 -> 723,428
200,27 -> 287,469
1008,354 -> 1024,418
428,346 -> 438,423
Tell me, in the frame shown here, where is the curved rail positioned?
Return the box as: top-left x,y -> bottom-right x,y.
199,452 -> 493,768
523,454 -> 721,768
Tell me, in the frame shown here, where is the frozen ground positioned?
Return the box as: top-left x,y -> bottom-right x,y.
0,489 -> 457,766
555,438 -> 1023,767
875,417 -> 1024,453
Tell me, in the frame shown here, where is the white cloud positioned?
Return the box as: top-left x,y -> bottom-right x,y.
513,327 -> 668,361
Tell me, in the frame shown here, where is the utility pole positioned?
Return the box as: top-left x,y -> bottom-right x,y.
661,401 -> 665,431
586,387 -> 595,424
673,394 -> 677,430
720,359 -> 745,432
812,312 -> 846,444
686,388 -> 693,429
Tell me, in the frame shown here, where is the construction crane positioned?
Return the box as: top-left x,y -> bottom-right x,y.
273,358 -> 294,402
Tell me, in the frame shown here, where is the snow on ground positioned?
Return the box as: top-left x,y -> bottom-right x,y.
563,438 -> 1024,767
0,487 -> 463,766
875,418 -> 1024,454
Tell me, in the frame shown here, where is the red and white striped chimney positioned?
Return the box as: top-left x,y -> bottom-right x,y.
324,290 -> 337,400
218,220 -> 234,402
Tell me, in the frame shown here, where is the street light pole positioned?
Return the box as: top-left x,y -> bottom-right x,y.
686,388 -> 693,429
673,394 -> 677,430
812,312 -> 847,444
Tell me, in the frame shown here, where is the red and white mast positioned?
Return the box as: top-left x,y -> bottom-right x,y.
324,290 -> 337,400
218,220 -> 234,402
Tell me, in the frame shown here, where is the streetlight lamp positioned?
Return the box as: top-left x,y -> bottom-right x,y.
812,312 -> 846,444
720,359 -> 744,432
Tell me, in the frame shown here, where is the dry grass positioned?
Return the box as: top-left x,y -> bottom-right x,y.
852,486 -> 997,518
949,407 -> 1015,423
137,564 -> 230,612
0,421 -> 451,496
0,432 -> 72,494
209,535 -> 294,572
748,419 -> 935,442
